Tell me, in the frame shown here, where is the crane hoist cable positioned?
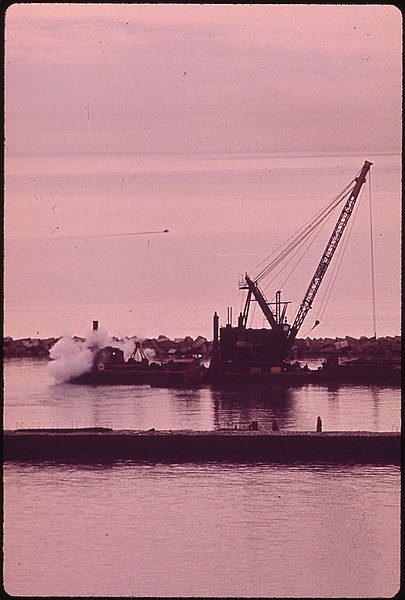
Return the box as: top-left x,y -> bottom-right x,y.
258,186 -> 354,281
249,179 -> 356,284
313,172 -> 376,335
301,319 -> 321,338
287,161 -> 372,342
241,161 -> 373,335
368,170 -> 377,338
262,196 -> 341,296
248,186 -> 351,281
244,179 -> 356,329
314,184 -> 364,324
247,201 -> 343,329
258,179 -> 359,307
250,179 -> 356,281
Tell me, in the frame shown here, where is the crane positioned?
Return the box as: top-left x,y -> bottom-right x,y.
287,161 -> 372,343
239,161 -> 372,344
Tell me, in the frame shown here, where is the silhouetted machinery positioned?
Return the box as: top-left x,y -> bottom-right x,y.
211,161 -> 372,375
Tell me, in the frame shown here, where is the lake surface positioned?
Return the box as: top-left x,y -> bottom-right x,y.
3,358 -> 401,597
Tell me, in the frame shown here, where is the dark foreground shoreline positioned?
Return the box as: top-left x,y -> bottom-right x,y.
4,428 -> 400,464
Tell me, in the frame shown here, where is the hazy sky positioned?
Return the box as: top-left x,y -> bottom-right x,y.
5,3 -> 402,160
4,4 -> 402,339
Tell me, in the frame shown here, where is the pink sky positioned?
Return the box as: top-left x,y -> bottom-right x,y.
2,3 -> 402,340
5,3 -> 402,160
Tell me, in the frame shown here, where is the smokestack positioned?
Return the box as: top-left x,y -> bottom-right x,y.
213,312 -> 219,352
93,320 -> 99,331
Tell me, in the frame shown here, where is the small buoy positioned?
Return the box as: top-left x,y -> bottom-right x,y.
97,362 -> 105,371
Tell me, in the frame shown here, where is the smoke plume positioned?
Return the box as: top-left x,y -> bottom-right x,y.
47,328 -> 154,383
47,327 -> 112,383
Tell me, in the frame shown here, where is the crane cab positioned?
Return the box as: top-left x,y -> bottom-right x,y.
210,310 -> 291,375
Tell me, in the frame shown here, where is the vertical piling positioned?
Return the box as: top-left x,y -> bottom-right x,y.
210,312 -> 220,375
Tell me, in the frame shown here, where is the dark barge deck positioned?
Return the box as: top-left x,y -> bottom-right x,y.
3,428 -> 400,464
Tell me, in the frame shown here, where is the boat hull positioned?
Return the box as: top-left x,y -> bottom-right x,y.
70,362 -> 206,386
207,366 -> 401,386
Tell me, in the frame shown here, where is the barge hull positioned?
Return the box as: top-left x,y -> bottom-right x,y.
208,368 -> 401,386
3,429 -> 400,464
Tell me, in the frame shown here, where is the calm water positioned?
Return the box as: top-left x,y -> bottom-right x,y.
3,358 -> 401,597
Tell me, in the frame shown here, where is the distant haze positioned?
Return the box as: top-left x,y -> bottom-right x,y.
5,4 -> 401,166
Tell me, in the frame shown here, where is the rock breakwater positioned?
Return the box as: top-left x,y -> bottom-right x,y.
290,335 -> 401,360
3,334 -> 401,361
3,334 -> 213,359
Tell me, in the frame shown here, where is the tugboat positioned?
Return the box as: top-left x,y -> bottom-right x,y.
70,333 -> 206,387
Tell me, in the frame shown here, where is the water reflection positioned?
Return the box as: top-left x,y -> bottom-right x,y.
4,360 -> 401,433
211,383 -> 296,430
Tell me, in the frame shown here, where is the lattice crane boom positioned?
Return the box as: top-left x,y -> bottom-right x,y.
288,160 -> 372,342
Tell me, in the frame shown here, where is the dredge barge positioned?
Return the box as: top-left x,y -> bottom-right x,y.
207,161 -> 400,385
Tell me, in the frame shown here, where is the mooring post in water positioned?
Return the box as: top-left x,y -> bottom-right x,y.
93,320 -> 98,331
317,416 -> 322,432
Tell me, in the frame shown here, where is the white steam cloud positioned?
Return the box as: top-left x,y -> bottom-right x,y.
47,336 -> 94,383
47,328 -> 142,383
47,329 -> 117,383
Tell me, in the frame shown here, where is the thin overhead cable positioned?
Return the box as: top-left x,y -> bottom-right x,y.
315,184 -> 364,324
85,229 -> 170,237
54,229 -> 170,239
262,198 -> 339,296
368,170 -> 377,337
250,179 -> 356,284
262,188 -> 352,279
248,193 -> 348,328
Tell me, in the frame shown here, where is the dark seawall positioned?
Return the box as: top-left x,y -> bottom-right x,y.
3,429 -> 400,464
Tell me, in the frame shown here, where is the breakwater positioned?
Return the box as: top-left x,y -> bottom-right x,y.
4,428 -> 400,464
3,333 -> 401,360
